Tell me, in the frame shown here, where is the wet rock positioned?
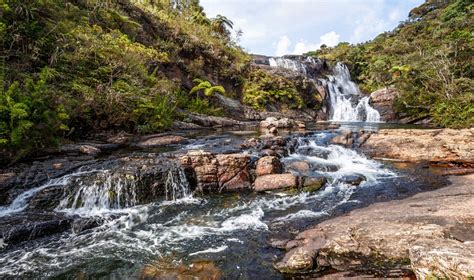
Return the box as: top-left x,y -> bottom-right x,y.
256,156 -> 283,176
360,128 -> 474,164
301,177 -> 327,193
330,129 -> 353,146
268,238 -> 291,249
28,157 -> 187,211
79,145 -> 101,156
180,151 -> 252,193
269,126 -> 279,135
185,112 -> 244,127
369,87 -> 398,122
274,247 -> 315,273
71,218 -> 104,233
275,174 -> 474,276
139,259 -> 222,280
286,161 -> 310,174
338,174 -> 366,186
0,213 -> 73,247
106,131 -> 132,145
254,174 -> 298,192
137,135 -> 187,148
312,163 -> 339,172
172,120 -> 203,130
259,149 -> 280,157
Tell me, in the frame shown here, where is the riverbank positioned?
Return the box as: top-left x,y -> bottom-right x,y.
274,174 -> 474,278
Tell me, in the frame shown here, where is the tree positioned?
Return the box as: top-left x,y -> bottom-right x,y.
190,79 -> 225,99
211,14 -> 233,37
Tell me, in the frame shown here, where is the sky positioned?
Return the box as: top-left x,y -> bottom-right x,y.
200,0 -> 424,56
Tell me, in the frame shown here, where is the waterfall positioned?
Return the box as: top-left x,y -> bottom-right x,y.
165,164 -> 191,201
55,170 -> 140,215
322,63 -> 381,122
268,57 -> 318,76
266,55 -> 381,122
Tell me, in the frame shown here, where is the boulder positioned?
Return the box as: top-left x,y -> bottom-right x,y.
137,135 -> 187,148
301,177 -> 327,193
275,174 -> 474,277
79,145 -> 101,156
286,161 -> 310,174
337,174 -> 366,186
260,117 -> 304,129
254,174 -> 298,192
369,87 -> 398,122
180,151 -> 252,193
256,156 -> 283,176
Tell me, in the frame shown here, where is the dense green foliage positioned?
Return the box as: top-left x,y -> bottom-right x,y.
0,0 -> 249,162
308,0 -> 473,128
243,68 -> 304,110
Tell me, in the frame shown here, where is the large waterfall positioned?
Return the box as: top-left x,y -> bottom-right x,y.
322,63 -> 380,122
266,56 -> 381,122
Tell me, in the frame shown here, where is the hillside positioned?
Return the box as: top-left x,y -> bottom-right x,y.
307,0 -> 473,128
0,0 -> 323,163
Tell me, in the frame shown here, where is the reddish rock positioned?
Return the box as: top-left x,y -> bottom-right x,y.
256,156 -> 283,176
287,161 -> 310,174
254,174 -> 298,192
180,151 -> 252,193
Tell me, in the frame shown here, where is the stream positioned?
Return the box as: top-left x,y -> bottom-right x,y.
0,123 -> 446,279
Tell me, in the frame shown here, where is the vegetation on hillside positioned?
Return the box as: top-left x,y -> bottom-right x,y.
0,0 -> 251,162
308,0 -> 473,128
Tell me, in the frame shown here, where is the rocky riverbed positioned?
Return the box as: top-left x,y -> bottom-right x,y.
0,121 -> 473,279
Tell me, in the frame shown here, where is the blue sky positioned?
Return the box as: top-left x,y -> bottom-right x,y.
200,0 -> 424,56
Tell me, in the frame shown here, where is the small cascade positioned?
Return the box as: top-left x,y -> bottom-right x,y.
165,163 -> 191,201
55,170 -> 139,215
322,63 -> 381,122
0,169 -> 97,217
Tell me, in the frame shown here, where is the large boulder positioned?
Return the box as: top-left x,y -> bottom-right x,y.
256,156 -> 283,176
275,174 -> 474,277
179,150 -> 253,193
254,174 -> 298,192
260,117 -> 305,129
369,87 -> 398,122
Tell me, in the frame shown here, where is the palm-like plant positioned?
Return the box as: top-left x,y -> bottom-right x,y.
190,79 -> 225,99
210,14 -> 233,37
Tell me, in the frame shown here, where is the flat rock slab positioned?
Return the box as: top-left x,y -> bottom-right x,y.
137,135 -> 187,148
275,174 -> 474,278
360,128 -> 474,163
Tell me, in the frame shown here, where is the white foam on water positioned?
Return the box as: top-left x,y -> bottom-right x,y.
0,169 -> 100,217
322,63 -> 381,122
189,245 -> 228,256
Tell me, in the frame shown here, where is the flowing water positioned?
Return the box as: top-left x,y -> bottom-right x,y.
322,63 -> 381,122
0,125 -> 445,279
268,56 -> 380,122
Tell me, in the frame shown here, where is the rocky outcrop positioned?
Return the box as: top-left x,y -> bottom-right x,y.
330,128 -> 474,166
179,150 -> 253,193
274,174 -> 474,278
369,87 -> 398,122
360,128 -> 474,164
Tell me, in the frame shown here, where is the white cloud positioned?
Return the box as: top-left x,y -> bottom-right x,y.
200,0 -> 424,55
275,36 -> 291,56
319,31 -> 340,47
274,31 -> 340,56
